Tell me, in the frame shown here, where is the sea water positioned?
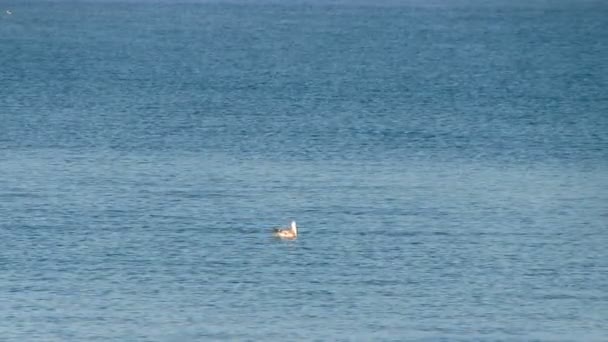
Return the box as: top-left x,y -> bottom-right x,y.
0,1 -> 607,340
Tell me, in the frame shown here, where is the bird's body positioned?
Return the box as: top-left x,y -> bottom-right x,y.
273,221 -> 298,239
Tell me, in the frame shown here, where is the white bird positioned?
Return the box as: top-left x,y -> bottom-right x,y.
6,10 -> 12,15
273,221 -> 298,239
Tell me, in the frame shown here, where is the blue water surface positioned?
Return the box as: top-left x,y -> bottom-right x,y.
1,1 -> 607,341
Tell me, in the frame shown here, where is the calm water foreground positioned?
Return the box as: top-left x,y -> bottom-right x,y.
1,1 -> 607,341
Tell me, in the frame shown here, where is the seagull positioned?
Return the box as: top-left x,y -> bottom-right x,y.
273,221 -> 298,240
6,10 -> 12,15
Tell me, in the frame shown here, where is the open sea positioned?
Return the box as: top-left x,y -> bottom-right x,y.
1,0 -> 607,340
